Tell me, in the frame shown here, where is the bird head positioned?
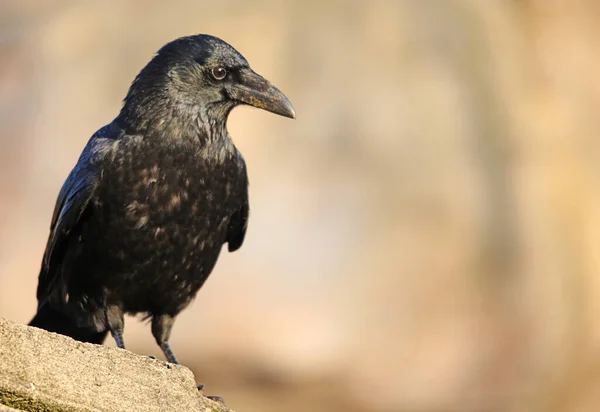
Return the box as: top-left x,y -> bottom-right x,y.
118,35 -> 295,138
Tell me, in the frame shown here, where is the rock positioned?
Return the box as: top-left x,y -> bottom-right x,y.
0,318 -> 232,412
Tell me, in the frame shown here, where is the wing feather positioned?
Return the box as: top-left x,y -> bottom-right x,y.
37,126 -> 118,302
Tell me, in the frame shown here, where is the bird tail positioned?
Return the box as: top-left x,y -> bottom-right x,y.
29,303 -> 108,344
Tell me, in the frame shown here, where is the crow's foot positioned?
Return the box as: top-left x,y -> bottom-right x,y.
206,395 -> 226,404
197,385 -> 225,405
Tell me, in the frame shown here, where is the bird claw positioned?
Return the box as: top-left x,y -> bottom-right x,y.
148,355 -> 156,360
197,385 -> 225,404
206,395 -> 226,405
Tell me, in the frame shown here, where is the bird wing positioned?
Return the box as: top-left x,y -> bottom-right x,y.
226,155 -> 249,252
37,126 -> 118,302
227,199 -> 249,252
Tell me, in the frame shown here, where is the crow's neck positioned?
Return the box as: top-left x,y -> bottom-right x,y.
116,95 -> 232,150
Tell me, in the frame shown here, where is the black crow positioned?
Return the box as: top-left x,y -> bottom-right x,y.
29,34 -> 295,364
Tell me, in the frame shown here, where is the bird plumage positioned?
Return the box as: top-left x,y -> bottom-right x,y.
29,34 -> 294,364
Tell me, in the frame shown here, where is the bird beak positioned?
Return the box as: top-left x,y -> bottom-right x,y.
228,69 -> 296,119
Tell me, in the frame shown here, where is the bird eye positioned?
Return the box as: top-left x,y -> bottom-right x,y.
211,67 -> 227,80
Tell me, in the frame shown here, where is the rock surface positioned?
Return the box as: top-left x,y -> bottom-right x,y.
0,318 -> 232,412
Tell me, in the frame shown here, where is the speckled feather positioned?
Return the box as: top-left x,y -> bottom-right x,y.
30,34 -> 294,360
37,116 -> 249,327
34,35 -> 251,337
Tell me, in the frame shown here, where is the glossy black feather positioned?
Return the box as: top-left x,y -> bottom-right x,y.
30,35 -> 258,357
35,111 -> 249,329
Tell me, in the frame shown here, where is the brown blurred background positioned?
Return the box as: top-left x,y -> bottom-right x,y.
1,1 -> 599,411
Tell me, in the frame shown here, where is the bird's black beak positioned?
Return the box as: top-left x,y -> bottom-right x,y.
228,69 -> 296,119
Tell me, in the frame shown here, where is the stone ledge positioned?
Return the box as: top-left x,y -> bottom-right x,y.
0,318 -> 232,412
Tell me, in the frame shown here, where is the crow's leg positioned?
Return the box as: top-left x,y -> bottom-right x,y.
106,305 -> 126,349
153,313 -> 223,401
152,314 -> 179,364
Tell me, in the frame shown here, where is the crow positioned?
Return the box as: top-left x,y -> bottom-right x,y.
29,34 -> 295,364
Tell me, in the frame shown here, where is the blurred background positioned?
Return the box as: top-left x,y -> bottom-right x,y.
0,1 -> 599,411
